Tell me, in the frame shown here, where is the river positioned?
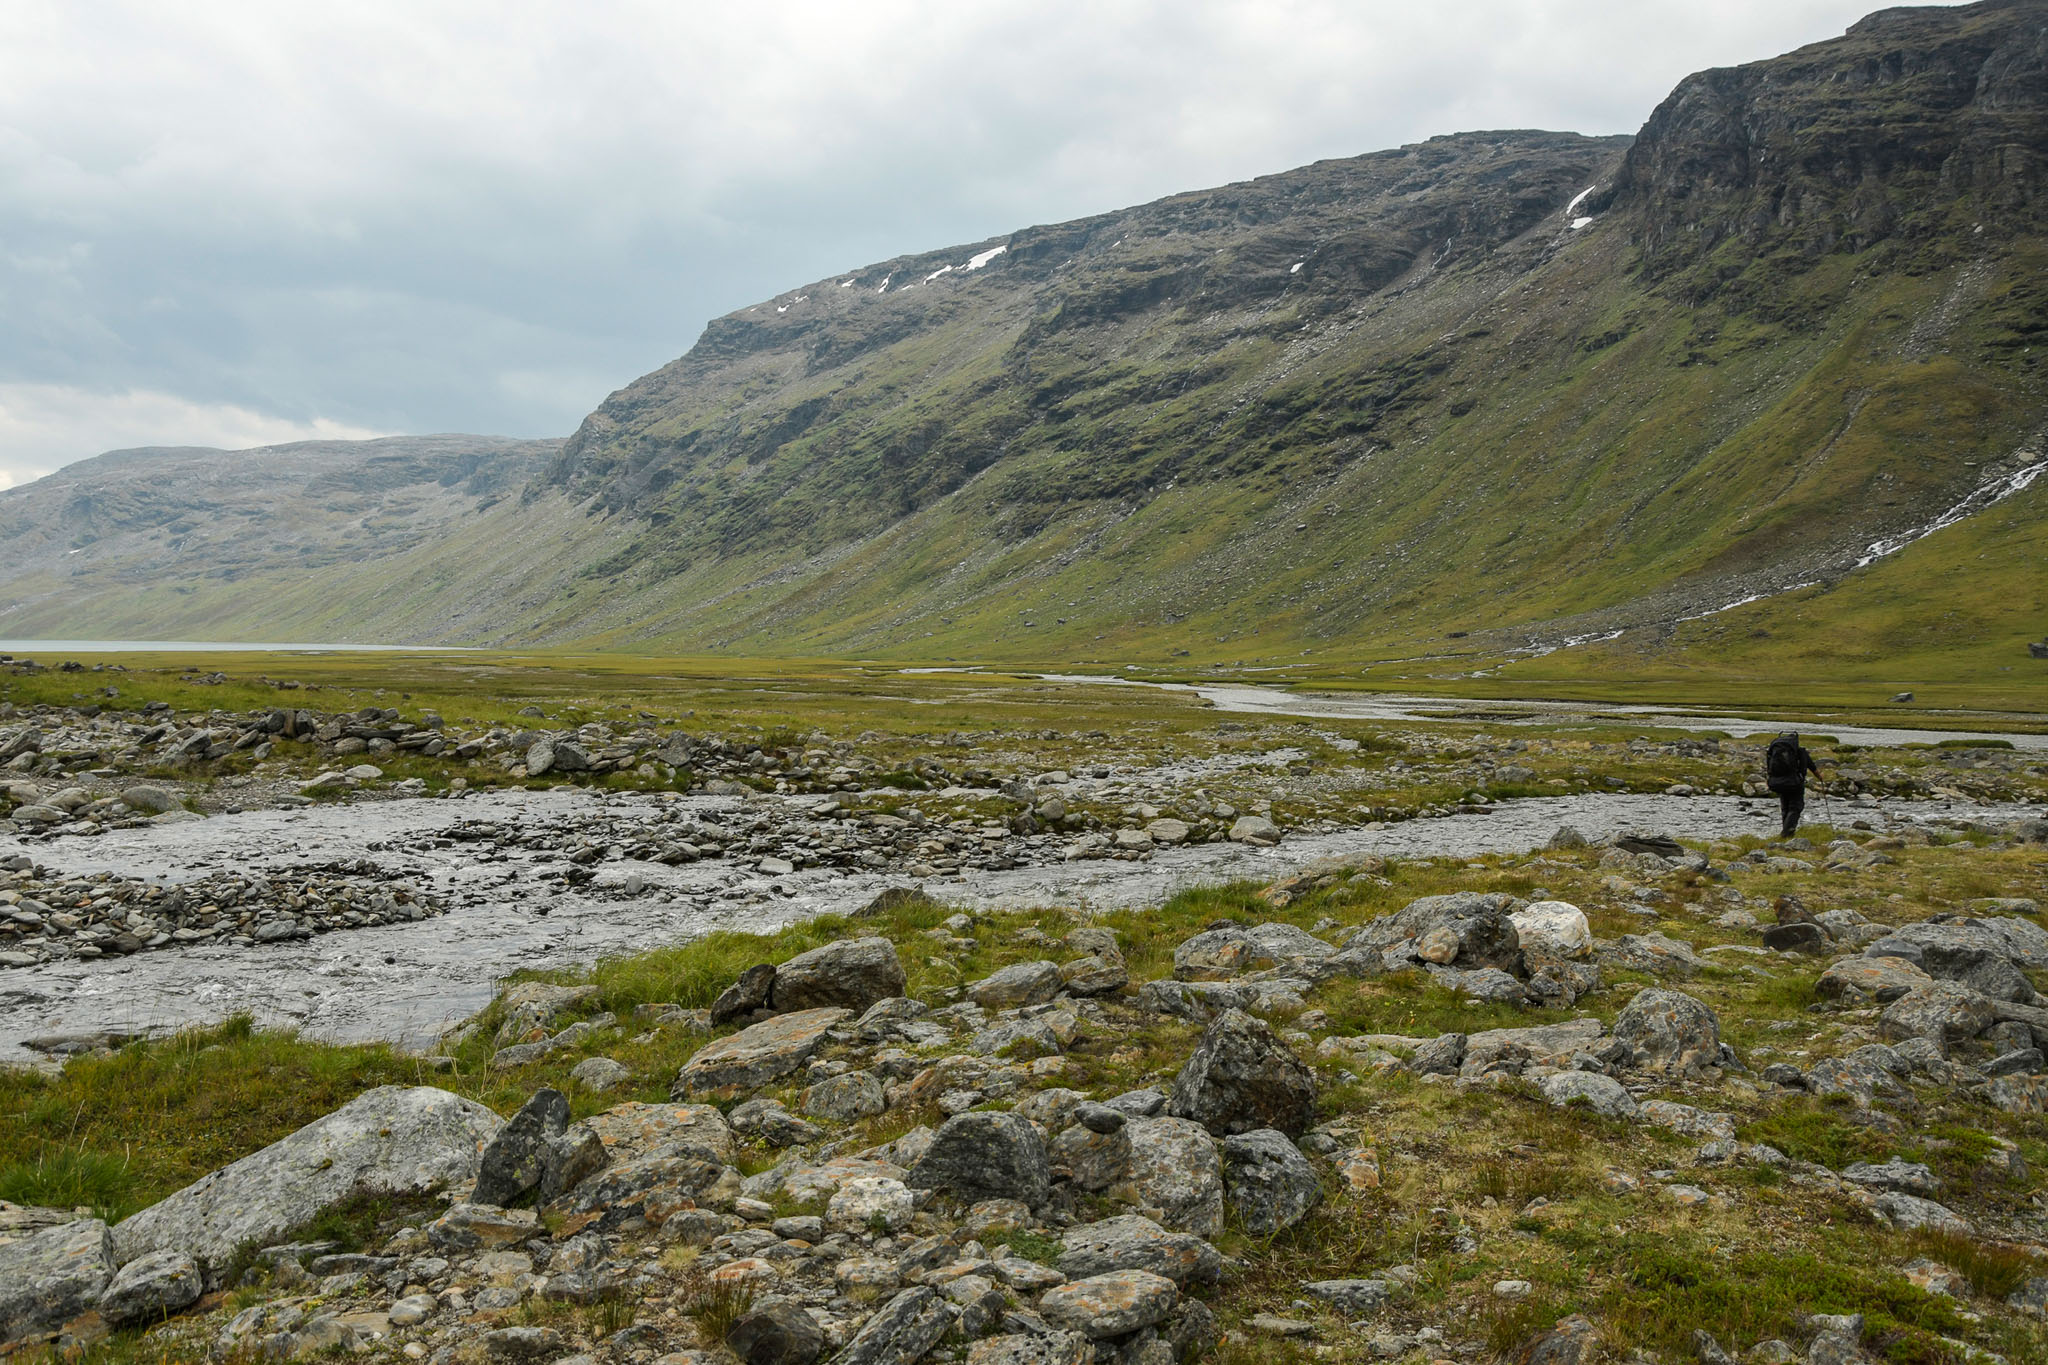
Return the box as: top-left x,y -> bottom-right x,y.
2,785 -> 2038,1065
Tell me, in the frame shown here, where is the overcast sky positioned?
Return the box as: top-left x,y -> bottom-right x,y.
0,0 -> 1956,488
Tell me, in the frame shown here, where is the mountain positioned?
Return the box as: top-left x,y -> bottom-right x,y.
2,1 -> 2043,686
0,436 -> 560,642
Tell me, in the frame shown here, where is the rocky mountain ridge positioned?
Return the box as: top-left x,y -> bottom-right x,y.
0,2 -> 2042,675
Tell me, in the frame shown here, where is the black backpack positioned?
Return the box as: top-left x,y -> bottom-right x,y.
1765,738 -> 1802,782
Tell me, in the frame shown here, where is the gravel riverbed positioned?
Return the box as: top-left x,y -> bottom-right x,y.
3,785 -> 2038,1065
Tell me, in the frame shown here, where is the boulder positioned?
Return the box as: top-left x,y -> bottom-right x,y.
726,1300 -> 826,1365
98,1248 -> 202,1327
1609,988 -> 1722,1076
711,963 -> 777,1025
473,1088 -> 569,1207
1227,815 -> 1281,845
672,1007 -> 850,1096
582,1101 -> 735,1164
1040,1270 -> 1179,1339
1345,892 -> 1524,974
1116,1117 -> 1225,1238
1879,983 -> 1996,1047
835,1287 -> 955,1365
1867,920 -> 2040,1002
112,1086 -> 499,1275
120,785 -> 179,815
827,1177 -> 916,1234
1058,954 -> 1129,997
801,1071 -> 887,1122
1220,1128 -> 1322,1235
1816,955 -> 1933,1001
535,1125 -> 610,1206
1537,1072 -> 1638,1120
970,961 -> 1064,1009
769,938 -> 906,1013
1172,922 -> 1332,981
1167,1008 -> 1317,1137
0,1218 -> 115,1344
569,1057 -> 629,1092
1056,1214 -> 1223,1287
968,1333 -> 1092,1365
907,1112 -> 1052,1207
1510,902 -> 1592,960
1407,1032 -> 1467,1075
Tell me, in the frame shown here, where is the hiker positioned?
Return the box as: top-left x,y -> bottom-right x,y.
1764,731 -> 1822,838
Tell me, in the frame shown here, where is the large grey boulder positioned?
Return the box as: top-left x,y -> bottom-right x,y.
1115,1117 -> 1225,1238
1879,983 -> 1996,1048
672,1007 -> 849,1095
836,1286 -> 956,1365
98,1248 -> 202,1327
1167,1008 -> 1317,1137
769,937 -> 906,1013
1344,892 -> 1524,974
1866,920 -> 2041,1003
113,1086 -> 500,1276
0,1218 -> 115,1344
907,1112 -> 1051,1207
1056,1214 -> 1224,1287
1220,1128 -> 1322,1235
970,960 -> 1064,1009
1040,1270 -> 1179,1338
472,1088 -> 569,1207
1172,922 -> 1332,981
1610,988 -> 1723,1076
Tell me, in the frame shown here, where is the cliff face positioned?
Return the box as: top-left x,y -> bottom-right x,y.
1604,0 -> 2047,280
4,3 -> 2044,677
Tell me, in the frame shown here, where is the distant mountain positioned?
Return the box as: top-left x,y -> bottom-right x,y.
0,436 -> 559,642
3,1 -> 2043,682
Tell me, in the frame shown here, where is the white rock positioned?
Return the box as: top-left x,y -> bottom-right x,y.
1511,901 -> 1593,959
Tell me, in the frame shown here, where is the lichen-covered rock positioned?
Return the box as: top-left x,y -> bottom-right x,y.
907,1111 -> 1052,1207
98,1248 -> 201,1328
1538,1072 -> 1638,1120
1816,955 -> 1933,1000
768,937 -> 906,1013
835,1286 -> 955,1365
1056,1214 -> 1224,1287
1220,1128 -> 1322,1235
1345,891 -> 1524,974
0,1218 -> 114,1344
473,1088 -> 569,1207
968,1332 -> 1092,1365
828,1177 -> 916,1233
1172,922 -> 1332,981
113,1085 -> 500,1275
581,1101 -> 735,1164
802,1071 -> 887,1122
1167,1008 -> 1317,1137
672,1008 -> 850,1096
970,960 -> 1064,1008
1610,988 -> 1722,1076
1040,1269 -> 1179,1338
1115,1117 -> 1225,1238
1878,982 -> 1996,1047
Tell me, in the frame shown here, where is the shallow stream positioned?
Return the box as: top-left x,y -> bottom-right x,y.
3,786 -> 2038,1064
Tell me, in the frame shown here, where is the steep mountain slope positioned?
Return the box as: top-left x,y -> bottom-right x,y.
2,1 -> 2042,682
0,436 -> 561,641
529,0 -> 2046,665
